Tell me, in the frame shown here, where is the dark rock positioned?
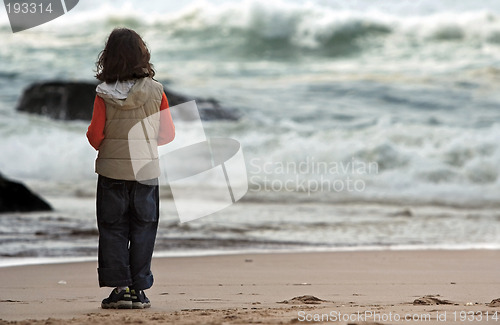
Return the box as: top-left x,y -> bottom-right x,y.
17,81 -> 96,121
0,173 -> 52,213
16,81 -> 241,121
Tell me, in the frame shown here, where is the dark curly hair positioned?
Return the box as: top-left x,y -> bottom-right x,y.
95,28 -> 155,83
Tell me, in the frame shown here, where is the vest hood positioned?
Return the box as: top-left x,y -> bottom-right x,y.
97,78 -> 154,110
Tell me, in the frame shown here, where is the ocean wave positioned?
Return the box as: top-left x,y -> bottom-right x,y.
1,111 -> 500,206
2,0 -> 500,207
3,0 -> 500,59
239,120 -> 500,207
148,2 -> 500,58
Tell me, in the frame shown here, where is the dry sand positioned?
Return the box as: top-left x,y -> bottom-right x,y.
1,250 -> 499,324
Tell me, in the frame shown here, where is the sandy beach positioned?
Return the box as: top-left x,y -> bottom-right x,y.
3,0 -> 500,324
1,250 -> 499,324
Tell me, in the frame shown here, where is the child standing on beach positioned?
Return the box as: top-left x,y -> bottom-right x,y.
86,28 -> 175,309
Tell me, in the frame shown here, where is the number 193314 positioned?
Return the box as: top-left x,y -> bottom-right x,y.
5,2 -> 54,14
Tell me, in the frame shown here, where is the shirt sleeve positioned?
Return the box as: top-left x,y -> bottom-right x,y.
86,95 -> 106,150
158,92 -> 175,146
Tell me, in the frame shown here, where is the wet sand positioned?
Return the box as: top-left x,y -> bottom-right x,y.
1,250 -> 499,324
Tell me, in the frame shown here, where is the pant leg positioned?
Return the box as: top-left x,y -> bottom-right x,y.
96,175 -> 133,288
128,178 -> 159,290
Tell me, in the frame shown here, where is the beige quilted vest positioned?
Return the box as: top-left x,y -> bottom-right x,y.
95,77 -> 164,181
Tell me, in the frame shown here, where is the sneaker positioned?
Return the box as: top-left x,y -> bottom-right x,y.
130,289 -> 151,309
101,287 -> 132,309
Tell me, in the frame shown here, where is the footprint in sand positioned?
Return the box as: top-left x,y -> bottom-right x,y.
413,295 -> 453,305
277,295 -> 326,305
488,298 -> 500,307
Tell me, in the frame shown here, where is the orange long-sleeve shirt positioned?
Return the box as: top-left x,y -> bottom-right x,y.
86,92 -> 175,150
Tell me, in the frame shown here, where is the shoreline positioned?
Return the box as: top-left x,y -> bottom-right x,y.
1,249 -> 499,324
3,197 -> 499,260
3,244 -> 500,268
